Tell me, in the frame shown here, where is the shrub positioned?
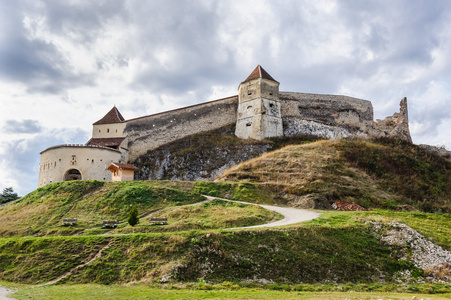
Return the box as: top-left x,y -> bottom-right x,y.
127,205 -> 139,226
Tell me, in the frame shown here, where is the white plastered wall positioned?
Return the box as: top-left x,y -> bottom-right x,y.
92,123 -> 126,138
38,146 -> 122,187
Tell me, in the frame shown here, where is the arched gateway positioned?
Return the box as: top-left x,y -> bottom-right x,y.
64,169 -> 82,181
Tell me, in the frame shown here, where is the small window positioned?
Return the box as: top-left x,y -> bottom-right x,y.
107,129 -> 110,133
269,92 -> 273,96
92,159 -> 94,164
54,161 -> 56,167
248,90 -> 252,95
269,103 -> 274,108
246,122 -> 252,127
99,130 -> 101,133
247,105 -> 252,110
116,129 -> 118,133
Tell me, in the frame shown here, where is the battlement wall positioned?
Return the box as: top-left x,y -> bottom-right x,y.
124,96 -> 238,161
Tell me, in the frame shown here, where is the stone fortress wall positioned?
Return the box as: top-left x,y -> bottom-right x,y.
124,91 -> 410,162
38,65 -> 412,187
124,96 -> 238,161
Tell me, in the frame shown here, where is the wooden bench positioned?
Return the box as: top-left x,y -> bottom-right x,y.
62,218 -> 77,225
103,220 -> 118,228
151,217 -> 167,225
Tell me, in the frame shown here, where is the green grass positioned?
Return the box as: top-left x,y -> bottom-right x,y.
0,221 -> 416,284
0,179 -> 449,286
109,199 -> 281,233
0,180 -> 205,237
305,210 -> 451,250
8,284 -> 451,300
193,181 -> 280,204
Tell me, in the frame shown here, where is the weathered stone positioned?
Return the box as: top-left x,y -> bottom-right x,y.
374,97 -> 412,142
418,144 -> 451,159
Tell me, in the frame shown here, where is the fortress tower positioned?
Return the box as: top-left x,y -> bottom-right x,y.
235,65 -> 283,140
38,65 -> 412,188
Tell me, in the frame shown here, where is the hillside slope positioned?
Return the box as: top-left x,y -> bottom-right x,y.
0,181 -> 275,237
216,138 -> 451,212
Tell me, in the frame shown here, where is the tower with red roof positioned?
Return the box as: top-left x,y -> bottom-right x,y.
235,65 -> 283,140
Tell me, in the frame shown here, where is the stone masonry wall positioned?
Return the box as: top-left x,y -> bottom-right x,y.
124,96 -> 238,162
280,92 -> 374,125
124,91 -> 411,164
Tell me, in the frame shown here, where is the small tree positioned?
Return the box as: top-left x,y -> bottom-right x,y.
128,205 -> 139,226
0,187 -> 19,204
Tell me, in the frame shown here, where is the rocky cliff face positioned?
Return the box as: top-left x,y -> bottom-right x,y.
133,125 -> 271,181
135,144 -> 273,181
133,124 -> 319,181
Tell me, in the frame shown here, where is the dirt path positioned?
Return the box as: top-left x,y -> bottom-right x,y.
38,241 -> 112,287
205,196 -> 321,228
0,286 -> 14,300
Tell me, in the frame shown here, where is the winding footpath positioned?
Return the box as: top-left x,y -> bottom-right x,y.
0,196 -> 321,298
204,196 -> 321,228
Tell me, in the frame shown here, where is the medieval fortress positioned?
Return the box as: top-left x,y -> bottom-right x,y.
38,66 -> 411,187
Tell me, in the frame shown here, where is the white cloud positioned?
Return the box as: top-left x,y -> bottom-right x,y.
1,0 -> 450,195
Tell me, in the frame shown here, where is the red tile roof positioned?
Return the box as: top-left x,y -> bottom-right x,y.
107,162 -> 138,171
86,137 -> 125,148
242,65 -> 278,83
93,106 -> 125,125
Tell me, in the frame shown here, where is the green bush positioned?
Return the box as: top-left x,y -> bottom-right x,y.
127,205 -> 139,227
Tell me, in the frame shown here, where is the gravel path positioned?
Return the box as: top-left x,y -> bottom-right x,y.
0,287 -> 14,300
205,196 -> 321,228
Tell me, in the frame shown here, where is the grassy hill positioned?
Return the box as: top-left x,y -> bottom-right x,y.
0,137 -> 450,293
0,180 -> 275,237
216,138 -> 451,212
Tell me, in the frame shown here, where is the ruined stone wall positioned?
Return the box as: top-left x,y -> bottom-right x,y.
374,97 -> 412,142
279,91 -> 374,139
124,96 -> 238,162
280,92 -> 374,125
278,92 -> 411,142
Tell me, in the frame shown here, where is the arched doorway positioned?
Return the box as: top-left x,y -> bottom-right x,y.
64,169 -> 82,181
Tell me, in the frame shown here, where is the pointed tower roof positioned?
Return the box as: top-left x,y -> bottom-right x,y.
242,65 -> 278,83
93,106 -> 125,125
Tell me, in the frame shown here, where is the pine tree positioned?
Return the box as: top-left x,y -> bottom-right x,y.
127,205 -> 139,226
0,187 -> 19,204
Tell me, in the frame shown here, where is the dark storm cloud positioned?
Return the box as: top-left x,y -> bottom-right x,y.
3,120 -> 43,134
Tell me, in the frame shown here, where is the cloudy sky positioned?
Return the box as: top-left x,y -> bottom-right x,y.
1,0 -> 450,196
